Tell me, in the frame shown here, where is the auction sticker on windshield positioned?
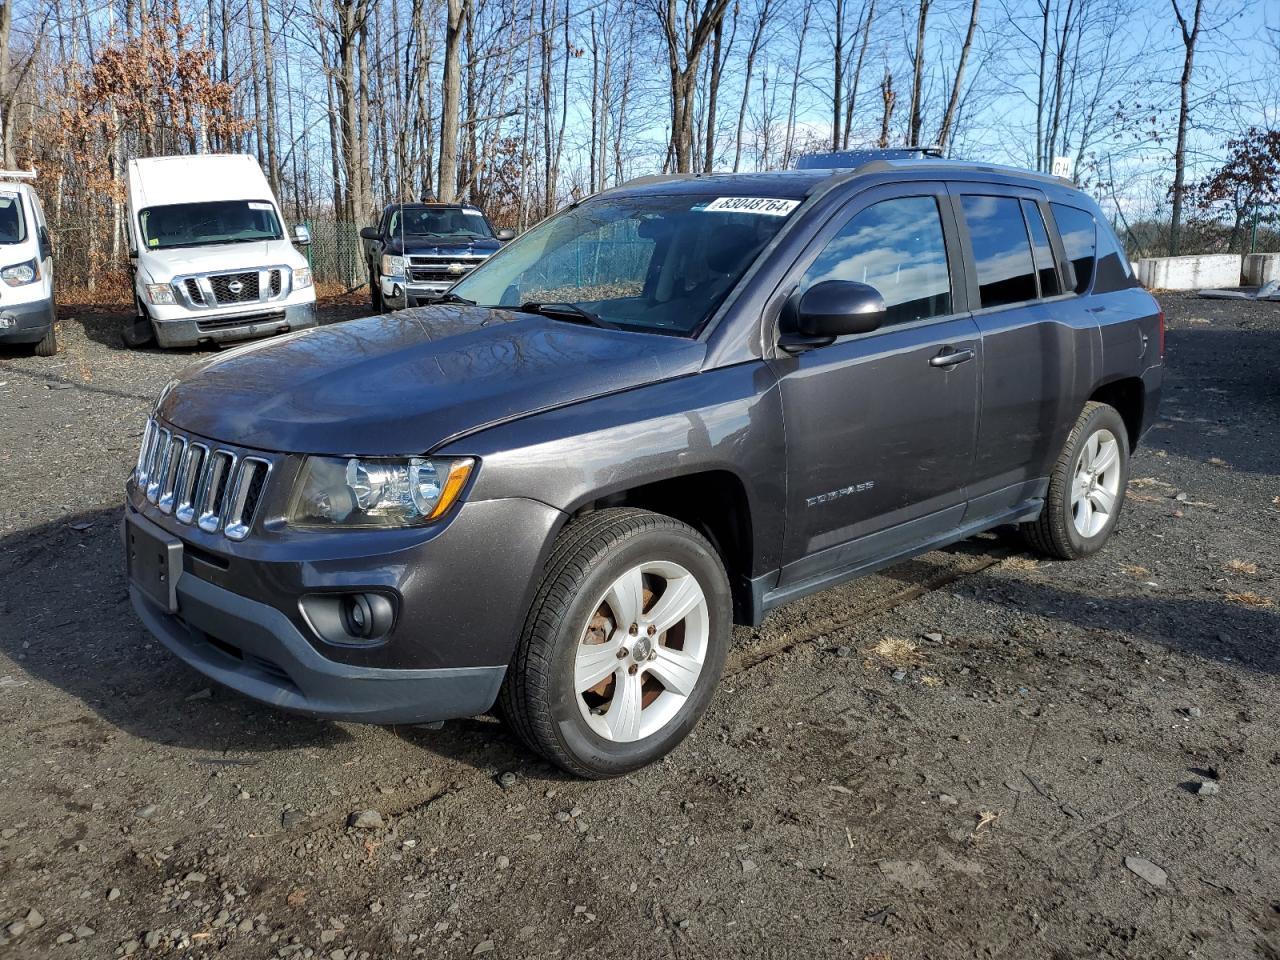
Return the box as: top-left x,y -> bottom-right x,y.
700,197 -> 800,216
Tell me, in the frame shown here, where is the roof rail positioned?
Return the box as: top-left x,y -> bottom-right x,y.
0,168 -> 37,181
794,146 -> 942,169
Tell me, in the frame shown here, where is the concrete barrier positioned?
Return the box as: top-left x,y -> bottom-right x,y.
1243,253 -> 1280,286
1135,254 -> 1241,290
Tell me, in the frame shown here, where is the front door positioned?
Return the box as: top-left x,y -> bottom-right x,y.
770,185 -> 981,586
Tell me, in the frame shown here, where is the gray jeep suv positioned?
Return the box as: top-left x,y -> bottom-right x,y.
125,158 -> 1162,778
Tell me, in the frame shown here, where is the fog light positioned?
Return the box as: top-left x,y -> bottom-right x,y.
300,592 -> 396,645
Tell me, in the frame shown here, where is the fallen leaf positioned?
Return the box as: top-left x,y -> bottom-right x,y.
286,888 -> 308,907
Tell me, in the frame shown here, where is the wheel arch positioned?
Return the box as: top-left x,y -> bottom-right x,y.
1089,377 -> 1144,450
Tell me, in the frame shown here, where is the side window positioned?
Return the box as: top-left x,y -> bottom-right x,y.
801,195 -> 952,326
1021,200 -> 1061,297
959,195 -> 1038,308
1092,218 -> 1135,292
1049,202 -> 1096,294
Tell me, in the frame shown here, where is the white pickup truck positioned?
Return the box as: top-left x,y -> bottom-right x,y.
125,154 -> 317,349
0,170 -> 57,356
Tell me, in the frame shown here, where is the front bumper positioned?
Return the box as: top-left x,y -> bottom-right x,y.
0,294 -> 55,344
131,576 -> 505,724
123,486 -> 564,723
153,301 -> 318,348
381,278 -> 452,310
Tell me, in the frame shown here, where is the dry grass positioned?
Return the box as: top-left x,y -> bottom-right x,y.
920,675 -> 943,689
1126,491 -> 1164,503
865,637 -> 926,669
1225,591 -> 1274,609
1121,564 -> 1150,578
1224,559 -> 1259,576
1207,457 -> 1231,468
974,810 -> 1002,833
1003,556 -> 1039,572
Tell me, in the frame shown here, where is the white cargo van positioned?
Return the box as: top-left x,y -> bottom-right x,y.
125,154 -> 317,348
0,170 -> 57,356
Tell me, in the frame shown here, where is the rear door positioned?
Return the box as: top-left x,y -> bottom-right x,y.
951,186 -> 1094,520
771,183 -> 982,586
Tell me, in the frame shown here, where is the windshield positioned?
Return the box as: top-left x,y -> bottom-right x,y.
139,200 -> 282,250
0,191 -> 27,245
389,206 -> 493,239
451,194 -> 796,336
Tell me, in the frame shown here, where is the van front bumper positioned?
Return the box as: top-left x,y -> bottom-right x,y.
0,295 -> 55,344
153,301 -> 319,348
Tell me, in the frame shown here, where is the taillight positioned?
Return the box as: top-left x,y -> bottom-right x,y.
1157,309 -> 1165,360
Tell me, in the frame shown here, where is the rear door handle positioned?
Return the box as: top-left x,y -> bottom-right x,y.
929,346 -> 975,368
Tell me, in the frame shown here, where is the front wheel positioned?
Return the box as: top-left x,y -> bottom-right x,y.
1021,401 -> 1129,560
32,323 -> 58,357
499,508 -> 731,779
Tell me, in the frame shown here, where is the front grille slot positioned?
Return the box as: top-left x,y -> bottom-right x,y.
269,269 -> 282,296
195,310 -> 286,333
184,279 -> 205,305
157,435 -> 187,514
197,451 -> 236,532
174,443 -> 207,524
210,272 -> 259,304
134,419 -> 273,540
224,458 -> 270,541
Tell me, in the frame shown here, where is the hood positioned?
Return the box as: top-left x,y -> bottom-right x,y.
157,306 -> 706,455
384,236 -> 501,257
138,240 -> 301,281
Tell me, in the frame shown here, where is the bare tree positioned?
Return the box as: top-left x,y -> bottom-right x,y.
1168,0 -> 1203,256
651,0 -> 732,173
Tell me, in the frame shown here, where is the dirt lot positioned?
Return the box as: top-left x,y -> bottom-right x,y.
1,294 -> 1277,960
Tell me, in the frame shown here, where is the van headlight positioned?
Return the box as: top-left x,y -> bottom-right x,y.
288,456 -> 475,528
293,267 -> 313,289
381,254 -> 406,279
145,283 -> 176,305
1,259 -> 39,286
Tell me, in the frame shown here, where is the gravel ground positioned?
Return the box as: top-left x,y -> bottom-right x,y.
0,293 -> 1277,959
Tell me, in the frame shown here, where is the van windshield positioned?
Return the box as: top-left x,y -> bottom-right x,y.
451,194 -> 797,336
139,200 -> 282,250
0,191 -> 27,245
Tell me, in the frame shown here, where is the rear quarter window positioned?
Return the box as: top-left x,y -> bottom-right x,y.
1049,202 -> 1096,294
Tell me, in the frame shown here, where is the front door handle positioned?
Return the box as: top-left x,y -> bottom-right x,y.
929,346 -> 975,368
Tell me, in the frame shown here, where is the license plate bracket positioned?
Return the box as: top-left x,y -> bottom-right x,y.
126,515 -> 182,613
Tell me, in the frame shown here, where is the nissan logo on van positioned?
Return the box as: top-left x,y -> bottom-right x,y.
228,280 -> 244,295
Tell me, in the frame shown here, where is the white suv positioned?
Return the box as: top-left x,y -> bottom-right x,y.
0,172 -> 57,356
125,154 -> 317,349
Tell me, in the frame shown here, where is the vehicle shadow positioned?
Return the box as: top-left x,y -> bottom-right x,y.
0,506 -> 350,753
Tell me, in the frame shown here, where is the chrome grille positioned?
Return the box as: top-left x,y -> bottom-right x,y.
134,419 -> 271,540
210,272 -> 259,304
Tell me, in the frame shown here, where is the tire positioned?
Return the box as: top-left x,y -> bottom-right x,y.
499,507 -> 732,779
32,323 -> 58,357
1021,401 -> 1129,560
369,270 -> 383,312
122,310 -> 156,349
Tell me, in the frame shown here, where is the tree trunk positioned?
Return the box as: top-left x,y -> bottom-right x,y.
437,0 -> 465,202
907,0 -> 930,146
937,0 -> 979,150
258,0 -> 281,199
1169,0 -> 1202,257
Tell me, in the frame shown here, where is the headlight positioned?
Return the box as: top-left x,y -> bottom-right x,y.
145,283 -> 176,305
288,456 -> 475,528
1,259 -> 38,286
293,266 -> 313,289
381,254 -> 406,279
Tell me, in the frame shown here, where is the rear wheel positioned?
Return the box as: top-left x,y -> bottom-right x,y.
1021,401 -> 1129,559
32,323 -> 58,357
499,508 -> 731,779
369,270 -> 383,312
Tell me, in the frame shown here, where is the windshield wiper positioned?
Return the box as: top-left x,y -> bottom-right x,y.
518,301 -> 620,331
431,292 -> 475,305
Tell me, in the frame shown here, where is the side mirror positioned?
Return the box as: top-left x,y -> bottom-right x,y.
792,280 -> 886,339
496,228 -> 516,242
293,224 -> 313,246
358,226 -> 380,241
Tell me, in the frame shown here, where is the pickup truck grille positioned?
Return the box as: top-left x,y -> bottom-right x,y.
211,272 -> 260,303
408,255 -> 487,285
134,418 -> 273,541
